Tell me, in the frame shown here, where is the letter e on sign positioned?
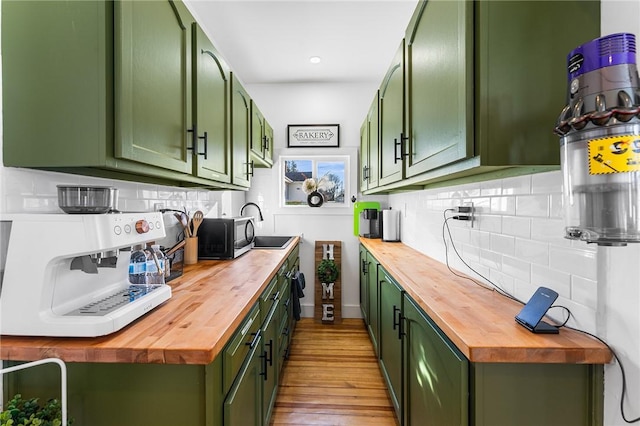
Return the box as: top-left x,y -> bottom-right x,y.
322,304 -> 334,321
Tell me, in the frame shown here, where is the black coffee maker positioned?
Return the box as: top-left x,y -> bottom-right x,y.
359,208 -> 381,238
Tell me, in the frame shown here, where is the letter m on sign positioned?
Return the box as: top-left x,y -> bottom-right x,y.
321,282 -> 334,300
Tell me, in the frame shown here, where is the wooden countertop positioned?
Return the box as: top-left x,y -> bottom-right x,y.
360,238 -> 612,364
0,238 -> 299,365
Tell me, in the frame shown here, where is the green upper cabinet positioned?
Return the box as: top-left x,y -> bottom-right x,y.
474,0 -> 599,168
114,0 -> 193,174
378,41 -> 405,187
2,0 -> 267,189
2,1 -> 115,170
191,23 -> 232,184
231,73 -> 252,188
264,121 -> 274,166
360,0 -> 600,193
404,0 -> 473,178
360,92 -> 380,192
250,101 -> 274,168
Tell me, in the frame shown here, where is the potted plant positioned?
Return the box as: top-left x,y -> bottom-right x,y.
0,393 -> 72,426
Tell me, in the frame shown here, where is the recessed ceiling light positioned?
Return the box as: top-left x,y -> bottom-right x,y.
309,56 -> 322,64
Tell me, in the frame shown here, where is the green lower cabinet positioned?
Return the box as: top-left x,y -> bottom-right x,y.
261,305 -> 279,424
378,269 -> 403,422
3,358 -> 224,426
403,295 -> 469,426
224,331 -> 264,426
471,363 -> 604,426
359,245 -> 370,322
366,253 -> 380,353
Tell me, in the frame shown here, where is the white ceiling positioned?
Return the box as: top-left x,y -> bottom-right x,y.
184,0 -> 419,85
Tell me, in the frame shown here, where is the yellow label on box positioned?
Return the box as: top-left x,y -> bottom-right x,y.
588,135 -> 640,175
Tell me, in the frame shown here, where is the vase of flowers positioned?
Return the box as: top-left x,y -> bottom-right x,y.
301,176 -> 335,207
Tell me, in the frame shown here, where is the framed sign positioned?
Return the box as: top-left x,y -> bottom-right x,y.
287,124 -> 339,148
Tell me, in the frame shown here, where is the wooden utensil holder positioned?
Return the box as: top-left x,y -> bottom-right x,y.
184,237 -> 198,265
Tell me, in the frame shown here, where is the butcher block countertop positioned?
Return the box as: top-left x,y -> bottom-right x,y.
0,237 -> 299,365
360,238 -> 612,365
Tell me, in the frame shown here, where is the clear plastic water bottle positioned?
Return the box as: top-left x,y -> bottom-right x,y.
145,244 -> 166,285
128,244 -> 147,285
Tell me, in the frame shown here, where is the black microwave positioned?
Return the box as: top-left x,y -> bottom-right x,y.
197,217 -> 255,259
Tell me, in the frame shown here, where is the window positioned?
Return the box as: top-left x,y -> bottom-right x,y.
282,156 -> 349,207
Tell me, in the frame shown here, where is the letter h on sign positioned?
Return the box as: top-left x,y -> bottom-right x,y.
322,244 -> 334,260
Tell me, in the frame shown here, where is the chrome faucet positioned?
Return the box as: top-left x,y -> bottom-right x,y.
240,202 -> 264,221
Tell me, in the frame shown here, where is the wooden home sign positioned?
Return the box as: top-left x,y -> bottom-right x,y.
314,241 -> 342,324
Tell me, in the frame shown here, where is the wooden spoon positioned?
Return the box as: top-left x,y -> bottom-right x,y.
191,210 -> 204,237
174,212 -> 191,238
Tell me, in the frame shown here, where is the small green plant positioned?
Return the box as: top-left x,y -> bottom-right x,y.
0,394 -> 72,426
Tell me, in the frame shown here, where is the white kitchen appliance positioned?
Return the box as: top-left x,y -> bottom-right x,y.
0,212 -> 171,337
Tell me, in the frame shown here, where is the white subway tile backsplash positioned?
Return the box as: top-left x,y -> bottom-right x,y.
0,167 -> 229,217
531,264 -> 571,298
515,194 -> 550,217
531,218 -> 568,245
479,248 -> 502,271
531,170 -> 562,194
502,216 -> 531,238
502,175 -> 531,195
515,238 -> 549,266
490,233 -> 515,256
480,179 -> 502,196
571,276 -> 598,310
490,196 -> 516,215
549,246 -> 597,281
502,255 -> 531,282
549,193 -> 563,218
489,269 -> 515,295
478,214 -> 502,233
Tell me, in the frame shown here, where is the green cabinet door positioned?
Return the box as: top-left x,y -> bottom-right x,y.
264,121 -> 274,167
360,92 -> 380,192
231,73 -> 252,188
192,23 -> 232,183
378,269 -> 403,422
475,0 -> 600,167
359,245 -> 370,322
360,121 -> 369,192
403,296 -> 468,426
115,0 -> 192,173
224,331 -> 264,426
405,0 -> 473,178
366,251 -> 380,353
379,41 -> 405,186
250,102 -> 273,168
262,303 -> 279,424
2,0 -> 113,168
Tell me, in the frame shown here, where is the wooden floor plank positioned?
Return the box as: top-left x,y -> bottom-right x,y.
270,318 -> 398,426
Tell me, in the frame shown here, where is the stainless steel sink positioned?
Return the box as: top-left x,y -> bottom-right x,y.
252,235 -> 295,249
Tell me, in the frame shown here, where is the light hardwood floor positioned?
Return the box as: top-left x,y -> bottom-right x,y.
270,318 -> 398,426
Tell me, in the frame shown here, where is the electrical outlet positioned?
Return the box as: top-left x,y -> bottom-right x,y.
455,202 -> 475,227
154,203 -> 165,212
